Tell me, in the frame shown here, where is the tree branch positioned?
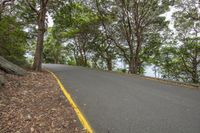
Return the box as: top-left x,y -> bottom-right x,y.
25,0 -> 39,15
181,56 -> 193,74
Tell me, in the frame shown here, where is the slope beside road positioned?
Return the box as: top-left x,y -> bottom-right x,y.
44,64 -> 200,133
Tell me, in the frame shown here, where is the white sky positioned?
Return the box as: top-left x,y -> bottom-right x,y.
161,6 -> 177,32
47,13 -> 54,27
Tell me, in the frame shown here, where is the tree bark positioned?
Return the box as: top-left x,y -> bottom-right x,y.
32,0 -> 48,71
192,58 -> 198,83
106,58 -> 112,71
129,54 -> 134,74
33,25 -> 45,71
83,47 -> 87,67
192,29 -> 199,83
54,56 -> 58,64
133,27 -> 142,74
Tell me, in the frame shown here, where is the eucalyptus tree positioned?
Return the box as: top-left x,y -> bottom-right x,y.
114,0 -> 171,74
93,0 -> 118,70
15,0 -> 66,70
24,0 -> 49,71
53,1 -> 100,66
90,33 -> 117,70
173,0 -> 200,83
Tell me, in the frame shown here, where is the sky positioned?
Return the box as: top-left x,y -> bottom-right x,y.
47,13 -> 54,27
162,6 -> 177,32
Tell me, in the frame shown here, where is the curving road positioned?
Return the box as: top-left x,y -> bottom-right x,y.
44,64 -> 200,133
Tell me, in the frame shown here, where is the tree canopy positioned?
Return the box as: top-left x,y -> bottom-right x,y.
0,0 -> 199,83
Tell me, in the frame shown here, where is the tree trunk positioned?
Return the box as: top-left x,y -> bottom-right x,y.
92,58 -> 98,68
84,56 -> 87,66
128,48 -> 134,73
54,49 -> 59,64
54,56 -> 58,64
192,59 -> 199,83
192,30 -> 199,83
129,60 -> 134,74
106,58 -> 112,71
83,48 -> 87,67
78,45 -> 85,66
73,45 -> 79,65
133,29 -> 142,74
33,27 -> 45,71
32,1 -> 47,71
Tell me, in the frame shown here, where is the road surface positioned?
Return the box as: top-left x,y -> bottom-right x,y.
44,64 -> 200,133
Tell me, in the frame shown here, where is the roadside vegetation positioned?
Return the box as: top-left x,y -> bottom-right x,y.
0,1 -> 199,81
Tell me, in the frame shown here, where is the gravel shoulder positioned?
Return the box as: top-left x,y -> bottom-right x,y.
0,70 -> 85,133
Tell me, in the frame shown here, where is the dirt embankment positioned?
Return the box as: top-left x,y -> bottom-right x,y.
0,70 -> 85,133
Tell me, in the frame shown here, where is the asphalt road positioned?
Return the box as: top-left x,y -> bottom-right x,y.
44,64 -> 200,133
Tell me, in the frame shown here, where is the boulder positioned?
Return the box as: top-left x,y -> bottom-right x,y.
0,56 -> 27,76
0,75 -> 4,88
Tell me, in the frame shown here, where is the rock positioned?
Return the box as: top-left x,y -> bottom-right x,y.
0,56 -> 27,76
0,74 -> 4,88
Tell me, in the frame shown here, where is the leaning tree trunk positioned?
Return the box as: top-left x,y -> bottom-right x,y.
32,1 -> 47,71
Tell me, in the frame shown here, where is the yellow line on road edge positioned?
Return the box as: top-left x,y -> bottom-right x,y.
48,70 -> 93,133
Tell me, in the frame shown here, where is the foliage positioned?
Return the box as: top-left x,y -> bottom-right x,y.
0,15 -> 28,67
168,0 -> 200,83
0,0 -> 199,84
43,28 -> 67,64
